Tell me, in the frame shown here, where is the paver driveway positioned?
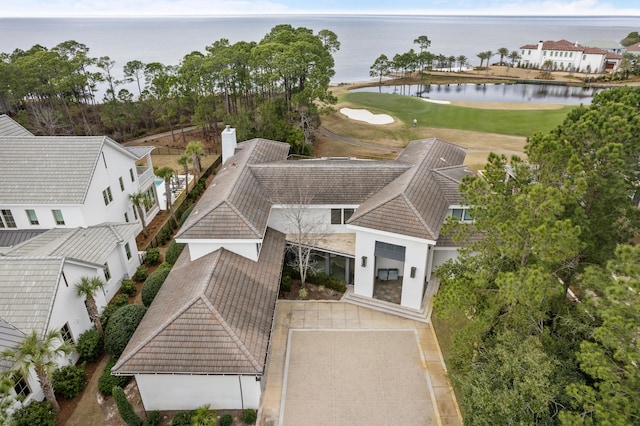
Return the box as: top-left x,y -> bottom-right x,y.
260,301 -> 461,426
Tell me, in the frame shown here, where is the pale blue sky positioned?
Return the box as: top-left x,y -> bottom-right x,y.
1,0 -> 639,17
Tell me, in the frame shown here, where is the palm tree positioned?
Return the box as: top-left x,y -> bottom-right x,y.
185,141 -> 206,180
1,329 -> 74,412
75,277 -> 105,336
177,154 -> 191,197
448,55 -> 456,71
508,51 -> 521,66
477,52 -> 488,68
497,47 -> 509,65
155,166 -> 178,224
129,192 -> 149,237
485,50 -> 494,66
457,55 -> 468,70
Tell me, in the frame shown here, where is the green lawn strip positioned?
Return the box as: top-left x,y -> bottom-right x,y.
340,92 -> 574,137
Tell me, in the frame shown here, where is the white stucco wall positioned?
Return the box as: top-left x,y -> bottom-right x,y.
181,240 -> 262,261
351,226 -> 433,310
2,205 -> 86,229
268,205 -> 357,235
135,374 -> 262,410
432,248 -> 460,271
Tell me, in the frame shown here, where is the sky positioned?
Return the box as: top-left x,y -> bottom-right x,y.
1,0 -> 639,17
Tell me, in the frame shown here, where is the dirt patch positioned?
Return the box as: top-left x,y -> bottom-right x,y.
56,355 -> 106,425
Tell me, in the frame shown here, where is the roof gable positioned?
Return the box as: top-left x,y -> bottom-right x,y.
0,115 -> 33,136
113,229 -> 286,375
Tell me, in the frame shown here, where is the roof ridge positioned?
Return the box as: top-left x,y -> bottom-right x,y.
200,295 -> 263,373
226,199 -> 262,238
79,137 -> 106,204
401,192 -> 437,238
40,258 -> 65,339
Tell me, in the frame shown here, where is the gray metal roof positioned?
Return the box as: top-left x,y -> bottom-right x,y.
125,146 -> 155,159
113,228 -> 286,375
0,257 -> 64,338
0,135 -> 138,205
0,318 -> 25,371
0,229 -> 47,249
0,115 -> 33,137
4,223 -> 138,265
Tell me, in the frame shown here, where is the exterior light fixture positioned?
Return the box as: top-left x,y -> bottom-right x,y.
410,267 -> 416,278
361,256 -> 367,267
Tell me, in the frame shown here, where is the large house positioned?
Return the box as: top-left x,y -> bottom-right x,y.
0,222 -> 140,406
519,39 -> 622,73
0,115 -> 159,238
113,127 -> 473,410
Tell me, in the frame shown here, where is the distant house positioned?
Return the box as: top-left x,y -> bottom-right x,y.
625,42 -> 640,57
519,39 -> 622,73
113,128 -> 474,411
0,223 -> 139,406
0,114 -> 159,234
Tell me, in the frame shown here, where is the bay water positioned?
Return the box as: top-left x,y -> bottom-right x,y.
1,15 -> 639,93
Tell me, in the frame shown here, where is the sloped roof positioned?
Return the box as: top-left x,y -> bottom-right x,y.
4,223 -> 137,265
250,159 -> 410,205
0,257 -> 64,338
177,138 -> 290,240
348,139 -> 470,241
0,318 -> 25,371
627,42 -> 640,53
519,39 -> 612,56
0,115 -> 33,136
0,229 -> 47,249
112,228 -> 286,375
0,136 -> 107,204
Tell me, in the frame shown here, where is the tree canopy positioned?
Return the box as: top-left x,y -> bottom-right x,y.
435,86 -> 640,424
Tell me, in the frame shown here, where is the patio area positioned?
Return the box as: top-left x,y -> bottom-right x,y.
260,301 -> 462,426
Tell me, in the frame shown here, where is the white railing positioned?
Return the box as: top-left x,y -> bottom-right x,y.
137,166 -> 155,189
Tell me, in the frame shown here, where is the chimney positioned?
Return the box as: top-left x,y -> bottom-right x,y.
538,41 -> 543,50
221,125 -> 237,164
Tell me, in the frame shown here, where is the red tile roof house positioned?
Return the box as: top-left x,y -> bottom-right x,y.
625,42 -> 640,56
112,127 -> 474,411
519,39 -> 622,73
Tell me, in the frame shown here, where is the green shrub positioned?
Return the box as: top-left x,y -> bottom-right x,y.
77,328 -> 103,362
158,227 -> 171,245
307,271 -> 346,293
100,294 -> 130,329
191,405 -> 216,425
141,267 -> 171,307
179,205 -> 195,225
104,304 -> 147,356
220,414 -> 234,426
281,275 -> 292,293
52,363 -> 87,399
11,400 -> 56,426
120,279 -> 137,297
113,385 -> 142,426
157,261 -> 173,271
144,410 -> 162,426
171,411 -> 195,426
98,358 -> 131,396
242,408 -> 257,424
133,265 -> 149,282
144,248 -> 162,266
165,240 -> 186,265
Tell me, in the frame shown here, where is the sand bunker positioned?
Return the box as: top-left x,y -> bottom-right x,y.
340,107 -> 394,125
421,98 -> 451,105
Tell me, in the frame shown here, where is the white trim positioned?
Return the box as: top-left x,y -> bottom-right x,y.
176,238 -> 263,245
347,224 -> 436,245
271,203 -> 359,210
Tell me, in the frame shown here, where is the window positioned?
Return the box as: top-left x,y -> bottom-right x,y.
103,263 -> 111,281
60,323 -> 74,344
144,187 -> 156,212
124,212 -> 129,223
0,210 -> 16,228
125,243 -> 132,260
570,52 -> 573,58
344,208 -> 355,222
452,208 -> 473,222
102,187 -> 113,206
52,209 -> 65,225
132,206 -> 138,220
331,208 -> 355,225
119,176 -> 125,191
25,209 -> 39,225
583,54 -> 586,60
12,374 -> 31,399
130,168 -> 135,182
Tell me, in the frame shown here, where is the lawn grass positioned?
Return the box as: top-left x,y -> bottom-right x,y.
340,92 -> 574,137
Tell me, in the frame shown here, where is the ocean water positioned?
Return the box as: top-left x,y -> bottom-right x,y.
1,15 -> 639,88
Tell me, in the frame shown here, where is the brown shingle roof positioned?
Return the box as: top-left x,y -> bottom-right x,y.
112,229 -> 285,375
250,159 -> 410,205
176,139 -> 289,240
348,139 -> 469,240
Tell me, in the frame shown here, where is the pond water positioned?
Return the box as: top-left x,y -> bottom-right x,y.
350,83 -> 606,104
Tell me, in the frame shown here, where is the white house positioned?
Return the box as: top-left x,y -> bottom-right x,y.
519,39 -> 622,73
0,115 -> 159,234
0,222 -> 140,406
112,129 -> 474,411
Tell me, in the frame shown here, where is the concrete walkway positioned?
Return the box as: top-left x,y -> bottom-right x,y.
260,301 -> 462,426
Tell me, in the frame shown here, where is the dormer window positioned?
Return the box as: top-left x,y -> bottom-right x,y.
451,207 -> 473,222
